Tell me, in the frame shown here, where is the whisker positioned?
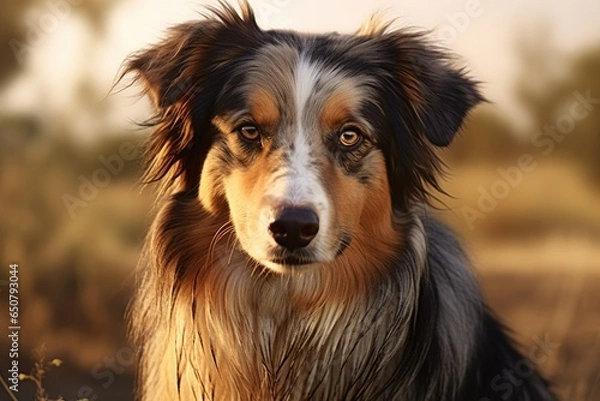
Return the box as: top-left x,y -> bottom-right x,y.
206,221 -> 234,266
226,233 -> 238,266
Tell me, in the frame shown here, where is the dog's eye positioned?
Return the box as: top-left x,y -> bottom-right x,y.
237,125 -> 261,142
339,130 -> 363,149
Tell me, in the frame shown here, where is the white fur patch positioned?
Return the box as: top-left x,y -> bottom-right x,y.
294,57 -> 324,124
260,57 -> 334,259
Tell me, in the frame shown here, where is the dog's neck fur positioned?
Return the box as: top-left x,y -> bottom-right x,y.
131,195 -> 455,401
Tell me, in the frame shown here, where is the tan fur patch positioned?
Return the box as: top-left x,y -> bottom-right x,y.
321,91 -> 352,129
356,12 -> 393,36
328,151 -> 400,290
250,88 -> 280,128
320,82 -> 365,130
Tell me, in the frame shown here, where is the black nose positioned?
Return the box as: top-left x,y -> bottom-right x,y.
269,207 -> 319,250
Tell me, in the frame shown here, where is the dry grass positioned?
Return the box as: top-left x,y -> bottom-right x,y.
0,345 -> 82,401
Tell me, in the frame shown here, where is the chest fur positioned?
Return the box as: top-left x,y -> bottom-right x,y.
172,273 -> 414,401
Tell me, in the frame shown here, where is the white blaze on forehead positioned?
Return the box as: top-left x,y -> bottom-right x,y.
294,57 -> 326,125
262,56 -> 331,236
282,56 -> 328,205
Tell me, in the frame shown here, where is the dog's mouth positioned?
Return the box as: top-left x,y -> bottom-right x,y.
266,248 -> 319,267
264,234 -> 352,269
269,256 -> 314,266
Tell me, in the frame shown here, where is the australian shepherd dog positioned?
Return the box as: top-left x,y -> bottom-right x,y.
123,3 -> 556,400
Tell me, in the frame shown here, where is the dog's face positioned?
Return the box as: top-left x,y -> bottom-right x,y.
125,5 -> 481,274
206,45 -> 393,272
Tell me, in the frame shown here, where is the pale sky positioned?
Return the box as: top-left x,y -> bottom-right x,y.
2,0 -> 600,139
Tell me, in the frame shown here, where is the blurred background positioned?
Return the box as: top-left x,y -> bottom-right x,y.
0,0 -> 599,400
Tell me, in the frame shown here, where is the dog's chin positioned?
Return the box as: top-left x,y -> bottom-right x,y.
255,241 -> 352,274
261,258 -> 323,274
239,235 -> 352,274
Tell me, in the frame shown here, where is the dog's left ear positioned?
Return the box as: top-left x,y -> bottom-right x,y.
359,26 -> 484,208
382,32 -> 484,146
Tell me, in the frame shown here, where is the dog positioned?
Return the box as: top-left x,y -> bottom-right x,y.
123,3 -> 557,400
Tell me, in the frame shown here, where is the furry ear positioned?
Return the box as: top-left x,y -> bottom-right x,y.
125,22 -> 208,109
384,31 -> 483,147
120,3 -> 261,195
358,27 -> 483,208
124,2 -> 260,109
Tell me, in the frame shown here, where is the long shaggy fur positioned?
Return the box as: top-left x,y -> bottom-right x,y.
123,3 -> 557,400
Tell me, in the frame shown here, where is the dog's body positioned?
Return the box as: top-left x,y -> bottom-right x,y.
125,4 -> 556,400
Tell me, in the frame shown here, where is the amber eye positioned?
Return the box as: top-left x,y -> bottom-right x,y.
237,125 -> 260,142
339,130 -> 362,148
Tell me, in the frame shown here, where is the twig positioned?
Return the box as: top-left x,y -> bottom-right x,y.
0,374 -> 19,401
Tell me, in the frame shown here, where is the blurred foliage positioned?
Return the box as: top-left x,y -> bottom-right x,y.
0,0 -> 119,84
1,117 -> 153,349
445,105 -> 524,165
0,0 -> 38,81
514,34 -> 600,182
439,37 -> 600,242
450,41 -> 600,183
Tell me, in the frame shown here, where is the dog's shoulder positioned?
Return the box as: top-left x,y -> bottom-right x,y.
417,215 -> 556,400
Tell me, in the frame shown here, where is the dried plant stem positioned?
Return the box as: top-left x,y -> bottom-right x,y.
0,374 -> 19,401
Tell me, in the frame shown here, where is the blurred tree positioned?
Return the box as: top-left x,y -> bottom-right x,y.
0,0 -> 38,82
73,0 -> 120,34
445,105 -> 524,167
1,0 -> 119,85
514,24 -> 600,184
558,45 -> 600,182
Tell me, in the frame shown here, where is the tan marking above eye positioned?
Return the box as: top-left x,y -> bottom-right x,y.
339,130 -> 362,148
321,91 -> 352,129
250,88 -> 280,128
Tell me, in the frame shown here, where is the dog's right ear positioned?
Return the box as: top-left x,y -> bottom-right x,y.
124,3 -> 260,109
121,4 -> 261,194
125,22 -> 209,109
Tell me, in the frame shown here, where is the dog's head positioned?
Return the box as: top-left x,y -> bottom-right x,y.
125,3 -> 481,274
